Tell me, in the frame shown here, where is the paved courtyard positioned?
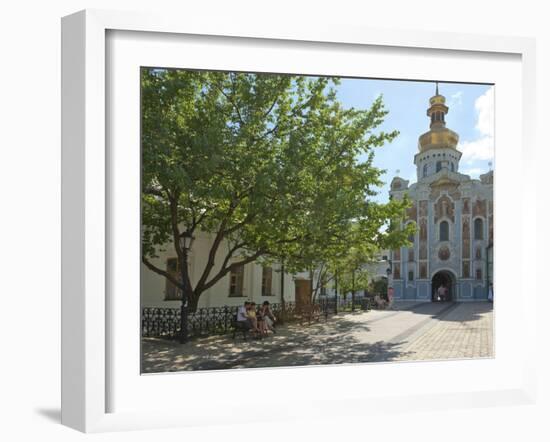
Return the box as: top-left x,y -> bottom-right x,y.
141,301 -> 494,373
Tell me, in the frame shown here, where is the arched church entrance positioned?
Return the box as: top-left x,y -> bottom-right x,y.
431,270 -> 456,302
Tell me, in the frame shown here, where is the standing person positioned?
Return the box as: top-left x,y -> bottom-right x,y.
437,285 -> 445,302
488,283 -> 494,302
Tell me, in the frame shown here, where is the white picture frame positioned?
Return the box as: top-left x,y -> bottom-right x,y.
61,9 -> 537,433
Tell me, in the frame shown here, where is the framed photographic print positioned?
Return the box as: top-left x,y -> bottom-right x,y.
62,9 -> 537,433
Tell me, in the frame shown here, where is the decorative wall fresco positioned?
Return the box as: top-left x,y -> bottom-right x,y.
462,198 -> 470,215
462,217 -> 470,259
438,246 -> 450,261
419,218 -> 427,241
462,260 -> 470,278
419,243 -> 427,260
434,195 -> 455,223
475,246 -> 482,260
419,200 -> 428,217
419,262 -> 427,279
473,198 -> 487,218
407,203 -> 417,222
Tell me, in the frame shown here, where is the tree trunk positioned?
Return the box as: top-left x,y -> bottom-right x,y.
280,261 -> 286,324
187,293 -> 199,313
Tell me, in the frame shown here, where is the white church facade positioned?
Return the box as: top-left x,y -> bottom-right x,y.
389,85 -> 493,302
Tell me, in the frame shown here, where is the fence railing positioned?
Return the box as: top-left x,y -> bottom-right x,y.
141,298 -> 373,339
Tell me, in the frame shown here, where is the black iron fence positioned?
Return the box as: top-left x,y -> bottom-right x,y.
142,298 -> 373,339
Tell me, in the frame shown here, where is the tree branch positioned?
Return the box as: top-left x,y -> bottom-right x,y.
142,256 -> 183,290
201,249 -> 266,293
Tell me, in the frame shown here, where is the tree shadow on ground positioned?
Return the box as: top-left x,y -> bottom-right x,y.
142,314 -> 413,373
390,301 -> 493,323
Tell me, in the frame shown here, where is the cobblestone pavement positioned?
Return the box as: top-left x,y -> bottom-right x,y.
393,302 -> 494,361
141,302 -> 494,373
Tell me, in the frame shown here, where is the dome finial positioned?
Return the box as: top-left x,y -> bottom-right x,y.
436,81 -> 439,96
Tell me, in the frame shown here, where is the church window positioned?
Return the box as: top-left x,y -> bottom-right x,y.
474,218 -> 483,240
423,163 -> 428,177
451,163 -> 455,172
436,161 -> 442,172
440,221 -> 449,241
475,268 -> 482,280
408,271 -> 414,281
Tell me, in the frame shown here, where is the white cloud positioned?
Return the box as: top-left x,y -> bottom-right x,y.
461,167 -> 483,178
458,87 -> 494,164
459,136 -> 494,164
449,91 -> 463,107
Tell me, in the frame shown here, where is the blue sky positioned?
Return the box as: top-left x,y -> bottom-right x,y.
335,79 -> 494,204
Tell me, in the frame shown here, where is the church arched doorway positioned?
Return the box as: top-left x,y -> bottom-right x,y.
431,270 -> 456,302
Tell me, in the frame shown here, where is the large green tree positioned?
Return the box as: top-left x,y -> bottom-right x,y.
141,68 -> 412,311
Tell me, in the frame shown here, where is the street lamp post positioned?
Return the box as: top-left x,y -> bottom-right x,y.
386,259 -> 393,306
179,232 -> 194,344
334,271 -> 338,315
351,269 -> 356,312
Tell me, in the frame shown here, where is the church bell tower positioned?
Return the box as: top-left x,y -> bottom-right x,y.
415,83 -> 462,181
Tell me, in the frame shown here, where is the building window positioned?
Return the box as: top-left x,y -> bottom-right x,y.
450,162 -> 455,172
408,271 -> 414,281
423,163 -> 428,177
439,221 -> 449,241
474,218 -> 484,240
261,266 -> 273,296
475,268 -> 482,280
165,257 -> 181,301
393,264 -> 400,280
436,161 -> 442,172
229,264 -> 245,297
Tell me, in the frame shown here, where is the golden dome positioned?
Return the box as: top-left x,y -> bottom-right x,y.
418,126 -> 459,152
418,84 -> 460,152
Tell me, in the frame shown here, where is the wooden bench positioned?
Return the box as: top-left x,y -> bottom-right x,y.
231,317 -> 249,341
296,304 -> 322,325
374,295 -> 388,309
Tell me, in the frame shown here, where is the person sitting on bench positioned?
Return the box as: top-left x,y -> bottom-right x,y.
259,301 -> 276,334
236,301 -> 252,331
247,302 -> 260,334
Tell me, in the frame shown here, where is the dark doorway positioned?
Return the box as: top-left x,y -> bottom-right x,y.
431,271 -> 455,302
